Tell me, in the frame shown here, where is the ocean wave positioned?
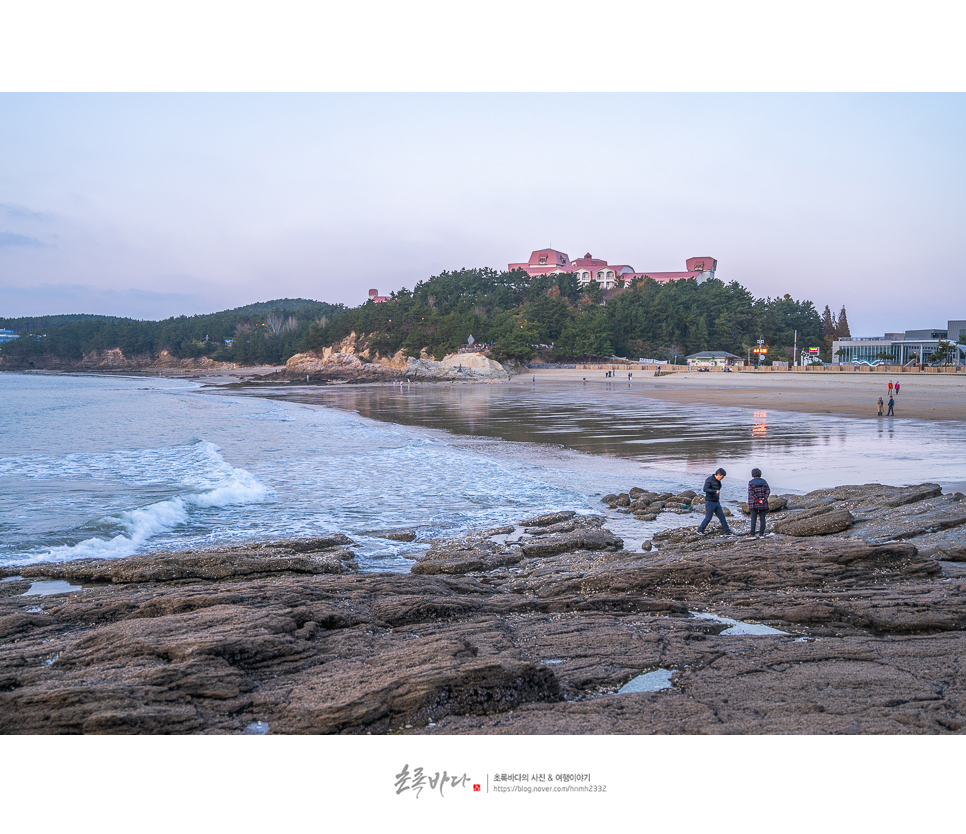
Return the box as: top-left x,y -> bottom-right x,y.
0,439 -> 235,487
14,466 -> 270,565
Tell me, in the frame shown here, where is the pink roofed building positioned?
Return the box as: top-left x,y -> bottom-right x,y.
368,288 -> 391,303
507,248 -> 573,276
508,249 -> 716,289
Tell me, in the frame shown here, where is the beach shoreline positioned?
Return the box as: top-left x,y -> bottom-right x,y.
134,363 -> 966,423
10,364 -> 964,422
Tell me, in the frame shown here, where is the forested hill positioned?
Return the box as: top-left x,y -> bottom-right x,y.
305,268 -> 833,364
2,271 -> 843,368
0,298 -> 344,365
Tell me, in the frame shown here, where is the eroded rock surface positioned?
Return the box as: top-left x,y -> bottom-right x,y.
2,483 -> 965,735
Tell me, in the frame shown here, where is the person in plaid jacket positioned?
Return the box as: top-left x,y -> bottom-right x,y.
746,468 -> 771,539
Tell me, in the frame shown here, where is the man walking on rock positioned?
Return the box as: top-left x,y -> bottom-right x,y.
697,468 -> 732,535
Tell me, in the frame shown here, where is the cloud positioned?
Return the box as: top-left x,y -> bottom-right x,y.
0,202 -> 53,221
0,232 -> 49,248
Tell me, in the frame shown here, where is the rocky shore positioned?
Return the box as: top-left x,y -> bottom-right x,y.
284,332 -> 509,383
2,482 -> 965,735
0,347 -> 239,372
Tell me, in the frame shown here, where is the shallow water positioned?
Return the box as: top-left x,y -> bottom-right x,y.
0,373 -> 681,569
22,579 -> 83,597
617,669 -> 675,694
691,611 -> 789,636
243,381 -> 966,495
4,371 -> 964,570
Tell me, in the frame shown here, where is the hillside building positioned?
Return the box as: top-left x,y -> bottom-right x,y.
508,248 -> 717,289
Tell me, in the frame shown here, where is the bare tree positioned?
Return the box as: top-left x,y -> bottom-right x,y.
266,314 -> 297,336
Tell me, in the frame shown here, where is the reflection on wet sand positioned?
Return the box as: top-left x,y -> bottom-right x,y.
752,411 -> 768,438
229,382 -> 966,494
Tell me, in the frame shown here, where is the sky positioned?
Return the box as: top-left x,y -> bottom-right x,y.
2,19 -> 965,338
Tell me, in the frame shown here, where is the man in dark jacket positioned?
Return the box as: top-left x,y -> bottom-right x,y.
746,468 -> 771,539
697,468 -> 732,535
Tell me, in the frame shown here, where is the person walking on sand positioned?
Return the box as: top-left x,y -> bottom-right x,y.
887,395 -> 895,416
895,381 -> 900,396
697,468 -> 733,536
888,380 -> 894,396
746,468 -> 771,539
877,396 -> 884,416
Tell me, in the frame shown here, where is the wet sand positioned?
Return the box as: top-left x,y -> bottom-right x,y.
524,368 -> 966,422
176,364 -> 966,422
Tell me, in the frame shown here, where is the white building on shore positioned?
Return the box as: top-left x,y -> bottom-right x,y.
832,319 -> 966,366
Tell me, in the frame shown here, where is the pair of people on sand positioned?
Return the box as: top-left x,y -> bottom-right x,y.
696,467 -> 771,539
877,395 -> 896,416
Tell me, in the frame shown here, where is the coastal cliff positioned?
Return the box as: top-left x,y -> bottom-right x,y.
2,482 -> 965,734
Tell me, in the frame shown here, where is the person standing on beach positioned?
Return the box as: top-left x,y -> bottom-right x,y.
887,395 -> 895,416
697,468 -> 732,535
877,397 -> 884,416
746,468 -> 771,539
895,381 -> 900,396
888,380 -> 894,396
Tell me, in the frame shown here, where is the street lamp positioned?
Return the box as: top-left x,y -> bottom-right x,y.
754,339 -> 767,368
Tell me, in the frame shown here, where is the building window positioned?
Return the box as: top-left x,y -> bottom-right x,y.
538,256 -> 547,264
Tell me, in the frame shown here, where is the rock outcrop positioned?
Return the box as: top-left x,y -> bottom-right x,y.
2,482 -> 965,735
284,332 -> 509,382
0,348 -> 237,372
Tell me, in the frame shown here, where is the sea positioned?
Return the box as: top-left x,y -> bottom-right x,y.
2,371 -> 965,571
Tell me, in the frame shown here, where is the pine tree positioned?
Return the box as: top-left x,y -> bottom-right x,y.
821,305 -> 836,339
837,306 -> 851,337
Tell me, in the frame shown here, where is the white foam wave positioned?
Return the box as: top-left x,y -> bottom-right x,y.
23,467 -> 270,564
0,439 -> 235,487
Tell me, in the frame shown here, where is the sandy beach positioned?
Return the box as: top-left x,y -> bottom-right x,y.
175,364 -> 966,423
521,367 -> 966,422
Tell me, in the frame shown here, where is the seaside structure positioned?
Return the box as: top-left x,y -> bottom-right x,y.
686,350 -> 744,369
508,248 -> 717,289
367,289 -> 390,303
0,329 -> 19,349
832,319 -> 966,366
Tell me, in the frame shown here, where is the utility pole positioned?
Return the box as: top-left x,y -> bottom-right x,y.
793,330 -> 797,367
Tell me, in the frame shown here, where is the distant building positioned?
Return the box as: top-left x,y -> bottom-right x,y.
0,329 -> 19,344
508,248 -> 716,290
832,318 -> 966,366
686,350 -> 743,369
368,289 -> 390,303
